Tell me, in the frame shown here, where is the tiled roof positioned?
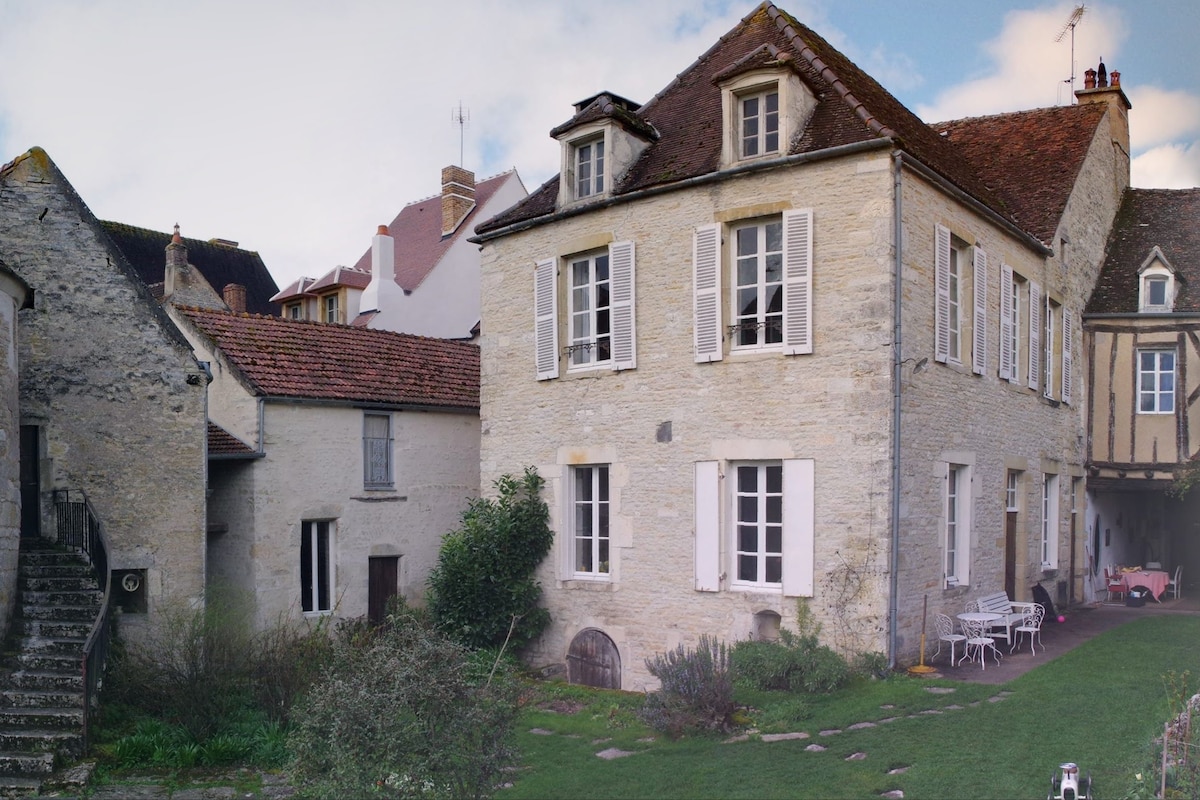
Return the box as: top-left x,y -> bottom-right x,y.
101,221 -> 280,315
477,2 -> 1014,237
270,276 -> 315,303
302,265 -> 371,294
931,104 -> 1107,245
207,422 -> 258,458
1087,189 -> 1200,314
178,306 -> 479,409
350,170 -> 520,291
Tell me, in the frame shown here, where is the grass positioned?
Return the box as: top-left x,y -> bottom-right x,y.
505,614 -> 1199,799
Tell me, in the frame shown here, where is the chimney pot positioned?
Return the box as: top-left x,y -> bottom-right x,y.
223,283 -> 247,314
377,224 -> 389,235
1097,58 -> 1108,88
1083,68 -> 1096,90
1110,70 -> 1120,88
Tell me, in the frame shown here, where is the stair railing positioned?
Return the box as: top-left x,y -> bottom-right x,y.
51,489 -> 112,749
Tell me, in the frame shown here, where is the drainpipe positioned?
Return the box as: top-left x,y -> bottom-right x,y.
888,151 -> 903,670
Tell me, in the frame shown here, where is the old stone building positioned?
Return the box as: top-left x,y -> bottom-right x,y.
471,2 -> 1131,687
0,262 -> 31,641
0,148 -> 210,639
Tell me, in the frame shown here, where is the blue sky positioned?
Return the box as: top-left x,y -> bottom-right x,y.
0,0 -> 1195,288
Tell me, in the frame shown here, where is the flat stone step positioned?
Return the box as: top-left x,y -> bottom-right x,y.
0,707 -> 84,731
13,620 -> 92,639
17,563 -> 94,578
19,590 -> 103,609
17,576 -> 98,593
19,604 -> 99,623
0,728 -> 82,760
4,671 -> 83,693
17,550 -> 89,567
0,750 -> 55,777
0,774 -> 42,797
0,689 -> 83,710
7,653 -> 78,673
12,637 -> 86,657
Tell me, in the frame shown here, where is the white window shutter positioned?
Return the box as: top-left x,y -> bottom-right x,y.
534,258 -> 559,380
972,247 -> 987,375
1061,307 -> 1073,405
782,209 -> 813,355
1028,280 -> 1041,391
693,224 -> 723,363
1043,294 -> 1054,400
999,263 -> 1014,382
609,241 -> 636,371
694,461 -> 721,592
934,225 -> 951,364
781,458 -> 815,597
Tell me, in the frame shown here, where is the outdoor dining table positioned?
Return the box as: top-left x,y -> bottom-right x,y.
1120,569 -> 1170,601
955,612 -> 1004,666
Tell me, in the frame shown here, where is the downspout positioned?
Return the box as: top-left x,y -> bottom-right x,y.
257,398 -> 265,454
888,151 -> 903,669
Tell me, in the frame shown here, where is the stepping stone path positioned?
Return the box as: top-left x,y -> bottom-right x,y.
595,748 -> 636,760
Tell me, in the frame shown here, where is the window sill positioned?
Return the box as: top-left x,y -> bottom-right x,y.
561,578 -> 614,591
353,493 -> 407,503
729,583 -> 782,596
302,610 -> 333,619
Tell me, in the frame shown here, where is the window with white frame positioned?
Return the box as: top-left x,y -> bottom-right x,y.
363,413 -> 393,488
568,251 -> 612,368
732,220 -> 784,349
935,226 -> 988,372
693,458 -> 814,596
573,136 -> 605,199
571,465 -> 610,578
285,302 -> 302,320
1145,276 -> 1168,309
1042,297 -> 1060,399
945,464 -> 971,586
1138,349 -> 1176,413
1041,474 -> 1059,569
739,86 -> 779,159
534,242 -> 636,380
322,293 -> 339,324
693,210 -> 812,363
999,266 -> 1028,384
301,519 -> 334,614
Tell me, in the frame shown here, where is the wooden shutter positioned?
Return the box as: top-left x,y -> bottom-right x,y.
694,461 -> 720,592
781,458 -> 815,597
782,209 -> 813,355
934,225 -> 951,364
1061,307 -> 1073,405
693,225 -> 723,363
534,258 -> 559,380
1027,280 -> 1041,391
999,263 -> 1014,382
609,241 -> 636,371
972,247 -> 987,375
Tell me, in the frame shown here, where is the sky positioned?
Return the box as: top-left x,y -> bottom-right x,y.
1,0 -> 1197,291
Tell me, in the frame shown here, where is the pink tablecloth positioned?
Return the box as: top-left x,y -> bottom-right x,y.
1121,570 -> 1170,600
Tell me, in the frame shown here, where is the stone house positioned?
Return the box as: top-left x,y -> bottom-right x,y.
0,262 -> 31,641
271,165 -> 526,338
170,305 -> 480,628
471,2 -> 1131,687
0,148 -> 210,640
1083,188 -> 1200,592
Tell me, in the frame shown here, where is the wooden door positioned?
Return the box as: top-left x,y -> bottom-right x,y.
1004,511 -> 1017,600
567,629 -> 621,689
368,556 -> 399,624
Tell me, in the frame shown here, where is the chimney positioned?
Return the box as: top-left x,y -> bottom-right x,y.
360,224 -> 396,313
223,283 -> 247,313
1075,58 -> 1132,192
441,165 -> 476,235
164,223 -> 188,297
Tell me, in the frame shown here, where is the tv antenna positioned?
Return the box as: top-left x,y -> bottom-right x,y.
1055,5 -> 1086,101
451,102 -> 470,167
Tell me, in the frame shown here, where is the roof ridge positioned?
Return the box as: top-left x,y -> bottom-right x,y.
932,103 -> 1103,128
178,305 -> 481,346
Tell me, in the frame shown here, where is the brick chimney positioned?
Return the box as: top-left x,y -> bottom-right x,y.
1076,58 -> 1131,190
164,223 -> 188,297
223,283 -> 247,313
441,165 -> 475,235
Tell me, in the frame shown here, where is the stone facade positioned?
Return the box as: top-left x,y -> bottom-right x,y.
0,149 -> 209,640
0,263 -> 30,643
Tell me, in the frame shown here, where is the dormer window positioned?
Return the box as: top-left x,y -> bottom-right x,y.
740,87 -> 779,158
1137,247 -> 1178,313
574,136 -> 605,198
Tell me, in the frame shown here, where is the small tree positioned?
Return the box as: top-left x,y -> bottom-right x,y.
427,467 -> 553,650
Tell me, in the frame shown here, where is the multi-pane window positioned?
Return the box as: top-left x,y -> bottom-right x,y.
323,294 -> 339,323
285,303 -> 302,320
574,137 -> 605,198
739,88 -> 779,158
300,520 -> 333,614
1145,276 -> 1168,309
945,466 -> 964,583
1000,267 -> 1023,382
1043,299 -> 1059,398
568,251 -> 612,367
947,244 -> 962,361
571,466 -> 610,577
1041,474 -> 1058,568
1005,471 -> 1019,514
363,413 -> 393,488
732,220 -> 784,349
734,463 -> 783,587
1138,350 -> 1176,413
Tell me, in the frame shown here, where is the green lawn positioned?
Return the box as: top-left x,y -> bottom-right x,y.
506,615 -> 1198,799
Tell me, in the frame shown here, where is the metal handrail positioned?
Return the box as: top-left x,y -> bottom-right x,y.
51,489 -> 112,750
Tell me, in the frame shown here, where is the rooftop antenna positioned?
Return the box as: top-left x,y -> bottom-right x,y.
1055,5 -> 1087,102
451,101 -> 470,167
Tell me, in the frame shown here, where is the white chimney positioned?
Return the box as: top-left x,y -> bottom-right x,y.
360,224 -> 395,313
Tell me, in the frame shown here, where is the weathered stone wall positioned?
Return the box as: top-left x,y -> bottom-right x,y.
0,270 -> 28,642
0,149 -> 209,640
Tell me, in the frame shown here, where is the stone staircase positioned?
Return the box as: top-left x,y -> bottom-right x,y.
0,540 -> 102,797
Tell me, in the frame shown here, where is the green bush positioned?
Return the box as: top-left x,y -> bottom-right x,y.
288,614 -> 520,799
731,629 -> 851,694
427,467 -> 553,650
639,635 -> 736,736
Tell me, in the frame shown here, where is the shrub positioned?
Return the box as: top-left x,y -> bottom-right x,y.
731,628 -> 851,694
288,614 -> 520,800
427,467 -> 553,650
639,635 -> 736,736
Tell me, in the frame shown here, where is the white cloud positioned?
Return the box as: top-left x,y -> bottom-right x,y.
1127,86 -> 1200,149
1132,143 -> 1200,189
